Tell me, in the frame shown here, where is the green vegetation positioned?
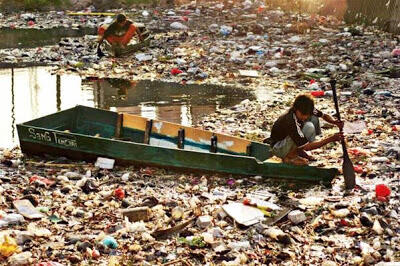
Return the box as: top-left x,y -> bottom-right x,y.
24,0 -> 69,9
0,0 -> 71,11
0,0 -> 158,11
178,236 -> 206,248
125,0 -> 158,6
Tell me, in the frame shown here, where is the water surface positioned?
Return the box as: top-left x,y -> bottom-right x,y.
0,27 -> 96,49
0,67 -> 271,148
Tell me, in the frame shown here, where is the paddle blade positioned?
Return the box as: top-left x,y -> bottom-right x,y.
342,143 -> 356,189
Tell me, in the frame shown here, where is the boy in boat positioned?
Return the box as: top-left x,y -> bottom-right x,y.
269,94 -> 344,165
97,13 -> 144,57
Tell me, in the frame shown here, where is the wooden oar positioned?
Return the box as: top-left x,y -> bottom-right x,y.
330,80 -> 356,189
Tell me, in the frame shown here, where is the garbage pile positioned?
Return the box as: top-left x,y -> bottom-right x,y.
1,0 -> 400,265
0,2 -> 399,92
0,137 -> 399,265
0,11 -> 100,30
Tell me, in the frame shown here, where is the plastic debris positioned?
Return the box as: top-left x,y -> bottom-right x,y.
0,235 -> 20,257
27,223 -> 52,237
122,207 -> 150,222
196,215 -> 212,228
0,213 -> 25,228
95,157 -> 115,169
13,200 -> 45,219
29,175 -> 55,186
114,187 -> 125,200
376,184 -> 391,199
170,22 -> 188,30
0,2 -> 399,265
222,202 -> 264,226
103,236 -> 118,249
288,210 -> 307,224
239,70 -> 259,78
8,251 -> 32,265
135,53 -> 152,62
170,68 -> 183,75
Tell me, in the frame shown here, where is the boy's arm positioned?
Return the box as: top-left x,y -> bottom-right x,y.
298,132 -> 342,151
322,113 -> 344,130
98,24 -> 115,45
98,36 -> 105,45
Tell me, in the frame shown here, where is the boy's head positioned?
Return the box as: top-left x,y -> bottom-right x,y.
116,14 -> 127,26
293,94 -> 314,121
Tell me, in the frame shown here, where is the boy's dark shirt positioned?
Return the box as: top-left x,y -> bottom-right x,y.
104,20 -> 133,38
270,107 -> 323,146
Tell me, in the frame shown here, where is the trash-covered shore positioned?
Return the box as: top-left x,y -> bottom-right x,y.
1,1 -> 400,265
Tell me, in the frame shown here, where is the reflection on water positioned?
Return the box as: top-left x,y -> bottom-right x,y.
11,68 -> 15,140
0,67 -> 271,148
0,67 -> 87,148
93,79 -> 256,125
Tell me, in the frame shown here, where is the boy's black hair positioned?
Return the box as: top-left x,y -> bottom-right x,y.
293,94 -> 314,115
116,14 -> 127,23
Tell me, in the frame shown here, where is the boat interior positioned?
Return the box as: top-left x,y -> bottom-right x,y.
21,105 -> 273,161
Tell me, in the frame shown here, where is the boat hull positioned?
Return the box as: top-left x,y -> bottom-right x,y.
17,106 -> 338,185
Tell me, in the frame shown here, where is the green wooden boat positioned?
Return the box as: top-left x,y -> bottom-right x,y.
17,105 -> 338,185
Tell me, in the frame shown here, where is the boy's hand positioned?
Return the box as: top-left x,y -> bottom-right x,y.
334,120 -> 344,130
97,46 -> 105,57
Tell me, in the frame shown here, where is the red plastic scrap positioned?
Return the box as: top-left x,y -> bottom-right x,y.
171,68 -> 183,75
29,175 -> 55,186
392,125 -> 400,132
114,188 -> 125,200
353,165 -> 364,173
376,184 -> 391,200
311,91 -> 325,97
339,219 -> 349,227
348,149 -> 367,157
35,262 -> 65,266
355,110 -> 367,114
